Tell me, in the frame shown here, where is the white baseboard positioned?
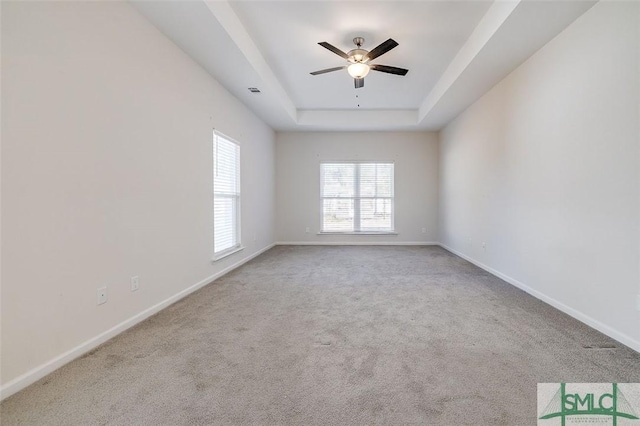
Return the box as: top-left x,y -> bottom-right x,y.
276,241 -> 440,246
280,241 -> 640,353
438,243 -> 640,354
0,243 -> 276,401
4,241 -> 637,400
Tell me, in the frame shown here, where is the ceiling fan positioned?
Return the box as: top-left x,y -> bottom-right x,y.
310,37 -> 408,89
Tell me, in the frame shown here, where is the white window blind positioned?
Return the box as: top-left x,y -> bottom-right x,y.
213,131 -> 241,258
321,162 -> 394,233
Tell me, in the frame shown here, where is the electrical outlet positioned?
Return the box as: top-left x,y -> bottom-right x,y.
97,286 -> 108,305
131,276 -> 139,292
305,227 -> 310,233
421,228 -> 426,233
482,242 -> 487,250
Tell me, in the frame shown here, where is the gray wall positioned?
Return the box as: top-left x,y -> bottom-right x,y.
276,132 -> 439,244
438,1 -> 640,350
1,1 -> 276,390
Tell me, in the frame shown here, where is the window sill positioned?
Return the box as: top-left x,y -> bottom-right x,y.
317,231 -> 398,236
212,246 -> 244,262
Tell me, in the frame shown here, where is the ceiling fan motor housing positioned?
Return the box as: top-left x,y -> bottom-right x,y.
347,48 -> 369,63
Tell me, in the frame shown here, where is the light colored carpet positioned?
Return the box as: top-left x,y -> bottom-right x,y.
1,245 -> 639,425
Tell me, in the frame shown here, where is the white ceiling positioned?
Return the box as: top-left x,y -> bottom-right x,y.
131,0 -> 597,132
231,1 -> 491,110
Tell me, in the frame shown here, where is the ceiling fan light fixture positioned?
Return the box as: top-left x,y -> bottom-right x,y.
347,63 -> 370,79
311,38 -> 407,86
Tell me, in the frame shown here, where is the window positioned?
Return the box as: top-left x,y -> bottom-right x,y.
321,162 -> 394,233
213,131 -> 241,259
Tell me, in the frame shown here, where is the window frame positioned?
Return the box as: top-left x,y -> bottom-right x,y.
319,161 -> 396,234
212,130 -> 243,261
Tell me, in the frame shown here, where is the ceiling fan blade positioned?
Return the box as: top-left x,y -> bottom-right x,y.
310,66 -> 347,75
366,38 -> 399,61
318,42 -> 349,59
355,78 -> 364,89
370,64 -> 409,76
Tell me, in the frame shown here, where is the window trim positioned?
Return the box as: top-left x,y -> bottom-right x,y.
212,129 -> 242,262
319,161 -> 395,234
317,231 -> 398,236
